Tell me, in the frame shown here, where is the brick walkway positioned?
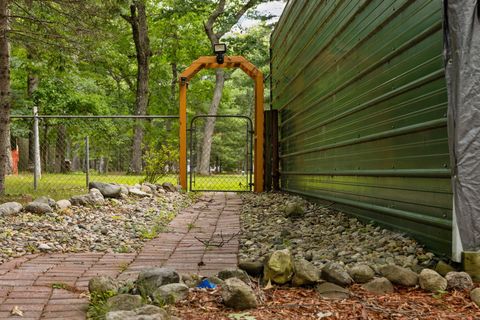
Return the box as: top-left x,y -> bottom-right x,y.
0,192 -> 241,319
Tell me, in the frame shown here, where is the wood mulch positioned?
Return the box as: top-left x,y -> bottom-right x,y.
171,283 -> 480,320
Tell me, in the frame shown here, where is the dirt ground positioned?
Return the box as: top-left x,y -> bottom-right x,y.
172,282 -> 480,320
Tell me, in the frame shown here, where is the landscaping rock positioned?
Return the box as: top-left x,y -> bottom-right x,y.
445,271 -> 474,290
37,243 -> 52,251
217,268 -> 250,284
379,265 -> 418,286
284,202 -> 305,218
181,274 -> 201,288
135,305 -> 168,316
106,305 -> 169,320
162,182 -> 177,193
471,288 -> 480,307
119,185 -> 129,196
56,199 -> 71,209
25,201 -> 52,214
419,269 -> 447,292
137,268 -> 180,297
152,283 -> 189,305
362,277 -> 394,295
435,260 -> 456,276
348,264 -> 375,283
70,188 -> 105,206
238,260 -> 263,277
221,278 -> 257,310
321,262 -> 353,287
316,282 -> 350,299
34,196 -> 56,208
128,188 -> 151,198
206,276 -> 224,286
141,185 -> 153,194
106,294 -> 143,311
292,258 -> 320,286
0,202 -> 22,216
89,182 -> 122,198
263,249 -> 293,284
89,276 -> 118,295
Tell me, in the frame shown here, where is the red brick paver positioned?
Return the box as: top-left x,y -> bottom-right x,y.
0,192 -> 240,319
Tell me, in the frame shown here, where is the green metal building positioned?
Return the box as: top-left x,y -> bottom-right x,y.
270,1 -> 453,255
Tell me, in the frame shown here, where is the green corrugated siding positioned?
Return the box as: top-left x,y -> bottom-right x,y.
271,0 -> 452,255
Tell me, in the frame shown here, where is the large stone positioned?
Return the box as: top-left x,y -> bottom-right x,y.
321,262 -> 353,287
106,305 -> 169,320
128,188 -> 151,198
221,278 -> 257,310
88,276 -> 117,295
137,268 -> 180,297
56,199 -> 71,210
316,282 -> 350,299
238,260 -> 263,277
162,182 -> 177,193
263,249 -> 293,284
435,260 -> 456,276
217,268 -> 250,284
445,271 -> 474,290
89,182 -> 122,198
106,294 -> 143,311
70,188 -> 105,206
284,202 -> 304,218
152,283 -> 189,305
292,258 -> 320,286
471,288 -> 480,307
348,264 -> 375,284
379,265 -> 418,287
362,277 -> 394,295
25,201 -> 52,214
34,196 -> 56,208
419,269 -> 447,292
0,202 -> 22,216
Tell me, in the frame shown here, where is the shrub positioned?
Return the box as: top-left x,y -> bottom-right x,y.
142,142 -> 179,184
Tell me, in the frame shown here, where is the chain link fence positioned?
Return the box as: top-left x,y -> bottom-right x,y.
6,115 -> 179,200
189,115 -> 253,192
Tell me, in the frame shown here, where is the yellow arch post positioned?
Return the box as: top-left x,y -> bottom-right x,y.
178,56 -> 264,192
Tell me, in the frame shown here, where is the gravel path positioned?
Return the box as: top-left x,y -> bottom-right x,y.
0,192 -> 195,265
239,193 -> 437,271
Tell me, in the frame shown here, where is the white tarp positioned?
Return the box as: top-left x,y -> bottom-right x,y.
444,0 -> 480,251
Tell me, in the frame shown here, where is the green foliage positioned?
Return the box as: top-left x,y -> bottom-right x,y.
142,142 -> 179,184
87,290 -> 117,320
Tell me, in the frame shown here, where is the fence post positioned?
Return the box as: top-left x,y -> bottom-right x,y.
33,106 -> 41,190
85,136 -> 90,188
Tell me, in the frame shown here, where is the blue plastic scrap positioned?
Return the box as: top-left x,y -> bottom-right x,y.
196,278 -> 217,289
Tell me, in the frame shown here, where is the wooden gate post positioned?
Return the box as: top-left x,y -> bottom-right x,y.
178,56 -> 264,192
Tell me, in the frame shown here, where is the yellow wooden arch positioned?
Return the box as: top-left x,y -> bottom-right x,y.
178,56 -> 264,192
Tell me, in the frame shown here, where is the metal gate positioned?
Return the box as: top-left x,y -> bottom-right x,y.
189,115 -> 253,191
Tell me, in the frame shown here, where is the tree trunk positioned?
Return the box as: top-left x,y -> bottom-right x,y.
198,69 -> 225,175
55,124 -> 67,173
166,62 -> 177,132
125,1 -> 150,174
0,0 -> 10,194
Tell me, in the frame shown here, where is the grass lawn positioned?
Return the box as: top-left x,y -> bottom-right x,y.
1,172 -> 250,203
190,173 -> 251,191
3,172 -> 177,202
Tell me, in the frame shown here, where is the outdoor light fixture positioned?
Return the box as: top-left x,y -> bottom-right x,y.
213,43 -> 227,64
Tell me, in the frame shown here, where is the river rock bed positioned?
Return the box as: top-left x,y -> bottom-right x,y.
239,193 -> 437,271
0,188 -> 195,264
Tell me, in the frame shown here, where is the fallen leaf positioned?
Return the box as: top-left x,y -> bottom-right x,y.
11,306 -> 23,317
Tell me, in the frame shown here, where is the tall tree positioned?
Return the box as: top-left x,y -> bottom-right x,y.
122,0 -> 151,174
198,0 -> 260,175
0,0 -> 9,194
